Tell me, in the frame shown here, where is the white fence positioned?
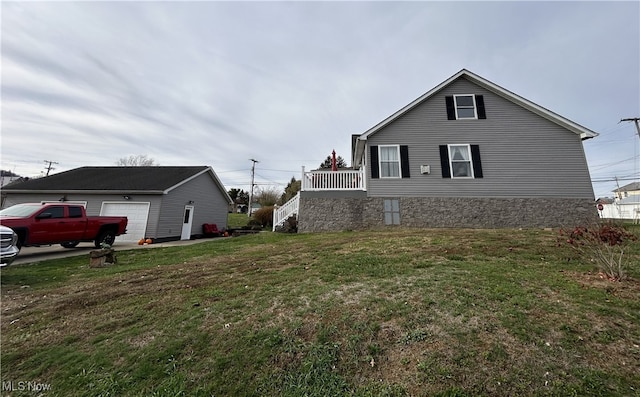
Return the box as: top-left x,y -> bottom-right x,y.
301,167 -> 366,191
599,202 -> 640,223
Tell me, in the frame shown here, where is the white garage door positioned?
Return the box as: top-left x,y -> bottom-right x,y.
100,202 -> 150,243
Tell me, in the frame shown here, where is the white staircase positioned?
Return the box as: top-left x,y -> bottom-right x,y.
272,192 -> 300,231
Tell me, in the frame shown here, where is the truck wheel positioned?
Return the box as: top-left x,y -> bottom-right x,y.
15,233 -> 25,249
95,229 -> 116,248
61,241 -> 80,248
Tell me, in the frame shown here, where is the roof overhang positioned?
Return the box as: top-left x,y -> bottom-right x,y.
164,166 -> 233,205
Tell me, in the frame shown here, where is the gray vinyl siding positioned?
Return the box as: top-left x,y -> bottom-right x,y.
155,172 -> 229,239
366,77 -> 594,199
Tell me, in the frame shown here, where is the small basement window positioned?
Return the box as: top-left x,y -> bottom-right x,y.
383,199 -> 400,225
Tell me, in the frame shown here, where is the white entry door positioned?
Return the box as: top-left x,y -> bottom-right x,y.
181,205 -> 194,240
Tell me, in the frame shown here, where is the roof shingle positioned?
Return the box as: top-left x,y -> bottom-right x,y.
2,166 -> 210,192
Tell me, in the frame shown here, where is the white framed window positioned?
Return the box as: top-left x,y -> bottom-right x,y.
379,145 -> 401,178
454,95 -> 477,119
448,144 -> 474,178
383,199 -> 400,225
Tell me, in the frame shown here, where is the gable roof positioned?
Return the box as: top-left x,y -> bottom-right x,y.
614,181 -> 640,193
353,69 -> 598,166
1,166 -> 233,203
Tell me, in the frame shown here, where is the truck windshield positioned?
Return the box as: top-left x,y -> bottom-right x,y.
0,204 -> 44,218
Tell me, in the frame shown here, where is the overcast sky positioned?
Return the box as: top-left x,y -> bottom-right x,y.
1,1 -> 638,199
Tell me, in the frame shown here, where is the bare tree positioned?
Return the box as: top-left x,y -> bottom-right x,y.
253,186 -> 281,207
115,155 -> 158,166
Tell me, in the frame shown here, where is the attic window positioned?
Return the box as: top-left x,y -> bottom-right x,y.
455,95 -> 476,119
446,95 -> 486,120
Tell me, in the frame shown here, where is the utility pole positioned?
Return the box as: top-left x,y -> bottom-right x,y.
620,118 -> 640,140
614,176 -> 622,200
248,159 -> 259,217
43,160 -> 58,176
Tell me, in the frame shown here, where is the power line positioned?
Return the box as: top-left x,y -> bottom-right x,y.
591,176 -> 640,183
589,155 -> 639,171
258,168 -> 300,173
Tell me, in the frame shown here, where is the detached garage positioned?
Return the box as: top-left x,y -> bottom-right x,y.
1,166 -> 232,243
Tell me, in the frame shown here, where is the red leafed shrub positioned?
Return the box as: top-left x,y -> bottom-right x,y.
560,222 -> 637,281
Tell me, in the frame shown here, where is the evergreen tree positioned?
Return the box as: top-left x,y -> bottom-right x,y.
319,155 -> 347,169
280,177 -> 301,204
228,188 -> 249,204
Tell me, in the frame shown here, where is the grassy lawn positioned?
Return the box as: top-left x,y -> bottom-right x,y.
1,228 -> 639,396
227,213 -> 251,229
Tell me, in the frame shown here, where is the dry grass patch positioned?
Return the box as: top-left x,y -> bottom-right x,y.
2,228 -> 639,396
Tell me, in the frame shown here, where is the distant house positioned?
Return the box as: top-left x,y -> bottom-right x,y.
1,166 -> 232,243
250,203 -> 262,215
275,69 -> 598,231
599,185 -> 640,222
613,182 -> 640,201
0,170 -> 23,189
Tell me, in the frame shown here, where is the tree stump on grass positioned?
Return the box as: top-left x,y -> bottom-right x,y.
89,249 -> 117,267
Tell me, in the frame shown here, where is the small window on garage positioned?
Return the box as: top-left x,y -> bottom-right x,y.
383,199 -> 400,225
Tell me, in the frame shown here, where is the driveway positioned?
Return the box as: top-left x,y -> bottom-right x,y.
12,238 -> 220,266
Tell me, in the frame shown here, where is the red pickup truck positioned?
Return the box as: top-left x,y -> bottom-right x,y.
0,203 -> 128,249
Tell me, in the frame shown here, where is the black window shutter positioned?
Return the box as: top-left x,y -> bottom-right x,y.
470,145 -> 483,178
439,145 -> 451,178
445,96 -> 456,120
400,145 -> 410,178
370,145 -> 379,179
475,95 -> 486,119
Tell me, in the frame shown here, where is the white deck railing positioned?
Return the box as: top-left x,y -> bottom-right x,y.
301,167 -> 366,191
272,192 -> 300,231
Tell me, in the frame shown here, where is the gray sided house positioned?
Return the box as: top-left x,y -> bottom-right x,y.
1,166 -> 232,243
274,69 -> 598,232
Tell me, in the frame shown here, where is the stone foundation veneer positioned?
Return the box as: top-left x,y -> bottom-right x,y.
297,196 -> 598,232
